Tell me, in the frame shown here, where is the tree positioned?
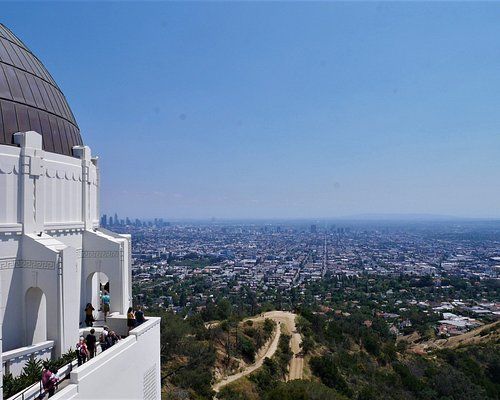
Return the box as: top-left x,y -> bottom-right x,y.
310,356 -> 352,397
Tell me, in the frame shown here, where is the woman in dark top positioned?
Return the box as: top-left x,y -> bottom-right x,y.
84,303 -> 95,327
127,307 -> 136,334
86,328 -> 97,359
135,307 -> 146,325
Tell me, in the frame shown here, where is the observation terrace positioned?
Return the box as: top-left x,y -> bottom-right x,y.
3,316 -> 160,400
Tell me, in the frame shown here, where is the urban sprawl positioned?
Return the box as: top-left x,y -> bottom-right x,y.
103,215 -> 500,340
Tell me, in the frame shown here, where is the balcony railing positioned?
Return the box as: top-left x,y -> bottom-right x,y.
4,316 -> 161,400
2,340 -> 55,377
6,360 -> 76,400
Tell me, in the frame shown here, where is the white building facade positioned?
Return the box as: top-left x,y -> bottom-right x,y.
0,24 -> 160,399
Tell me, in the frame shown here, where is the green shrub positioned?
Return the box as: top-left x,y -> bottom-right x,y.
2,350 -> 76,399
310,355 -> 352,397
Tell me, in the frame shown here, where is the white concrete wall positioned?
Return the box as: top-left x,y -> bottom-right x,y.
0,135 -> 102,356
0,146 -> 20,225
2,340 -> 54,376
0,133 -> 157,399
0,232 -> 3,400
44,155 -> 83,224
0,132 -> 99,230
0,236 -> 23,351
82,230 -> 131,315
54,317 -> 161,400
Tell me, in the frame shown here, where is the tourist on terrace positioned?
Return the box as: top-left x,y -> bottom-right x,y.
76,337 -> 89,366
135,307 -> 146,325
86,329 -> 97,359
107,330 -> 120,346
40,362 -> 59,398
100,326 -> 109,352
127,307 -> 136,333
84,303 -> 95,327
101,291 -> 110,321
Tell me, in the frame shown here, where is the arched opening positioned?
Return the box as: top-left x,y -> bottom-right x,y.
25,287 -> 47,345
85,272 -> 110,325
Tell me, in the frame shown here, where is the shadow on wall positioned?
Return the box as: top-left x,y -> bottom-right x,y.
25,286 -> 47,345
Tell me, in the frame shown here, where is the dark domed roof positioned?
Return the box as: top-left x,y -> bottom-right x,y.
0,24 -> 82,156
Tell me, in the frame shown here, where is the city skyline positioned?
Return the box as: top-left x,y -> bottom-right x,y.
101,211 -> 500,224
4,2 -> 500,219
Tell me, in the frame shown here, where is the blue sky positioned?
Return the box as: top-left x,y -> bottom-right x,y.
4,2 -> 500,219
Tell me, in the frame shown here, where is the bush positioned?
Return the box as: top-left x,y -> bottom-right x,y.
2,358 -> 43,400
3,350 -> 76,399
238,334 -> 257,363
263,319 -> 275,337
264,380 -> 348,400
393,362 -> 422,393
362,333 -> 380,357
310,356 -> 352,397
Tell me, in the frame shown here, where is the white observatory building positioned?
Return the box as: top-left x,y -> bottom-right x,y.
0,24 -> 160,399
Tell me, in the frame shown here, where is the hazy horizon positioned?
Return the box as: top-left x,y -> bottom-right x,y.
4,2 -> 500,219
102,213 -> 500,224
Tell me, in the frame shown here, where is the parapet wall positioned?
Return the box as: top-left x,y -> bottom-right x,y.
0,136 -> 99,230
53,317 -> 161,400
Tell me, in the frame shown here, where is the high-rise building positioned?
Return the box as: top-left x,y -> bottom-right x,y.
0,24 -> 160,399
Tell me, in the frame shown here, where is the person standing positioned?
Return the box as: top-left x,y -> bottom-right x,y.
76,337 -> 88,366
107,330 -> 120,347
84,303 -> 95,327
127,307 -> 136,334
86,329 -> 97,359
100,327 -> 109,352
101,291 -> 110,322
135,307 -> 146,325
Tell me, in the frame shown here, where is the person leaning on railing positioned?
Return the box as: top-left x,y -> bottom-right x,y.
38,363 -> 59,399
135,307 -> 146,325
127,307 -> 136,334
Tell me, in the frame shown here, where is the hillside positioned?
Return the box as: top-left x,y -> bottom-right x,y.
214,311 -> 304,393
159,311 -> 277,399
295,309 -> 500,400
156,306 -> 499,400
211,317 -> 277,382
217,310 -> 500,400
405,321 -> 500,353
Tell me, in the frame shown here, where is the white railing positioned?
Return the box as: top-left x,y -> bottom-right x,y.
2,340 -> 55,377
6,360 -> 77,400
4,317 -> 161,400
57,316 -> 161,400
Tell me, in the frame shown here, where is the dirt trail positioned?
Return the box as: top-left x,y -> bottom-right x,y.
286,316 -> 303,381
213,311 -> 303,393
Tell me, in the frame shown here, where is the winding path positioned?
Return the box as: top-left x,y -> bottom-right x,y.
213,311 -> 303,393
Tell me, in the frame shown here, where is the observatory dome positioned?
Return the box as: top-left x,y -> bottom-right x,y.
0,23 -> 82,156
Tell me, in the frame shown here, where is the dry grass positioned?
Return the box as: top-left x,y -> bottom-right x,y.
406,321 -> 500,354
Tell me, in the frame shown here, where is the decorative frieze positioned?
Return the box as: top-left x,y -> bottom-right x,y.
0,258 -> 56,270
